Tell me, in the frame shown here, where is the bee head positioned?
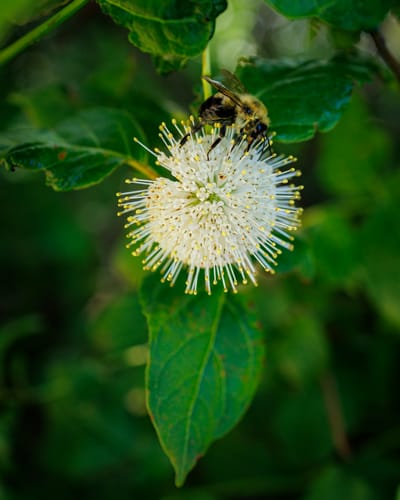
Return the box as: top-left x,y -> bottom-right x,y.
243,105 -> 253,116
255,122 -> 267,133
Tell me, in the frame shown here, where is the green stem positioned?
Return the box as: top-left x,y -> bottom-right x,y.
126,158 -> 159,180
201,45 -> 212,100
320,371 -> 352,461
0,0 -> 89,66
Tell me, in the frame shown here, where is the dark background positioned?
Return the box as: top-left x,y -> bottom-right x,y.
1,1 -> 400,498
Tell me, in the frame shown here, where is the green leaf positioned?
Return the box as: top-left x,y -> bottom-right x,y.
361,200 -> 400,328
264,0 -> 394,31
265,0 -> 334,18
96,0 -> 227,72
0,107 -> 146,191
236,54 -> 376,142
140,274 -> 264,486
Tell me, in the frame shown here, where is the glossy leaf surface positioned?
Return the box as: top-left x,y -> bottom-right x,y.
0,108 -> 145,191
141,275 -> 264,485
96,0 -> 227,71
265,0 -> 394,31
236,55 -> 376,142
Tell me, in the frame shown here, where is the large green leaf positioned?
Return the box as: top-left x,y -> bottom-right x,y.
96,0 -> 227,72
140,275 -> 264,486
236,54 -> 376,142
264,0 -> 394,31
0,107 -> 146,191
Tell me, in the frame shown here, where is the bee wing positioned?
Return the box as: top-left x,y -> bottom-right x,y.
202,75 -> 244,108
220,68 -> 247,94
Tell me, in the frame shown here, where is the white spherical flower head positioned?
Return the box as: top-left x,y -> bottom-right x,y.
117,120 -> 303,295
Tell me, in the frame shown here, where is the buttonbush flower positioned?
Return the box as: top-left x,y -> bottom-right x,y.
117,120 -> 302,295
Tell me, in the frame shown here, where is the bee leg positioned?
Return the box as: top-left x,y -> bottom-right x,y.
258,134 -> 273,159
243,131 -> 272,158
244,139 -> 253,154
206,125 -> 226,160
241,133 -> 254,155
230,125 -> 250,155
179,122 -> 203,147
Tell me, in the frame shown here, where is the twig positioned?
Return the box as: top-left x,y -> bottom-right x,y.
320,371 -> 352,460
370,28 -> 400,84
0,0 -> 89,66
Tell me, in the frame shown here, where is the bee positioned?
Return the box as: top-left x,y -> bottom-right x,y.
180,70 -> 271,157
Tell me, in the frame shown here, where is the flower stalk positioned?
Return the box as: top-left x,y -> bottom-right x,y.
201,46 -> 212,100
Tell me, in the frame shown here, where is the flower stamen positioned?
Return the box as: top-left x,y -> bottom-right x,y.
117,121 -> 302,294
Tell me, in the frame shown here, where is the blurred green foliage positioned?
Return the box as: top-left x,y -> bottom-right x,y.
0,0 -> 400,498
